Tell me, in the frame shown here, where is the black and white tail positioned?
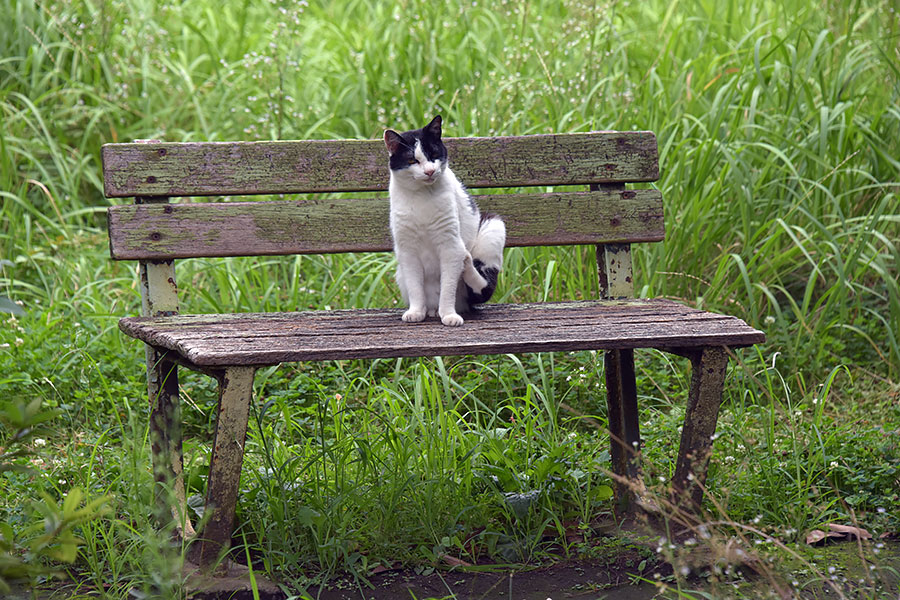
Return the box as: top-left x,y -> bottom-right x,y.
464,215 -> 506,305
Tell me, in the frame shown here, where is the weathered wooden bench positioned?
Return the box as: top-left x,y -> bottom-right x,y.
102,131 -> 764,568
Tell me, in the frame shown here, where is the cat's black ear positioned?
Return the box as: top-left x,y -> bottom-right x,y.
424,115 -> 442,138
384,130 -> 403,155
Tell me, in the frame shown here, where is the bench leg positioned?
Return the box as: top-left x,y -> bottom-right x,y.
190,366 -> 256,569
671,347 -> 728,512
605,348 -> 642,513
146,347 -> 195,539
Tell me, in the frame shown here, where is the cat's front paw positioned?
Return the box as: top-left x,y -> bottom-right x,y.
440,312 -> 464,327
402,308 -> 427,322
462,257 -> 488,293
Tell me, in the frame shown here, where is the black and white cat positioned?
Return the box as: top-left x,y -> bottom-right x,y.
384,115 -> 506,326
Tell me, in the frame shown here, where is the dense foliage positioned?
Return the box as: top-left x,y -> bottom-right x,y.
1,0 -> 897,597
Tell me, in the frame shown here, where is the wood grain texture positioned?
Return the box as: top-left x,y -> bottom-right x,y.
191,366 -> 255,567
107,189 -> 664,260
118,299 -> 765,367
101,132 -> 659,198
672,347 -> 729,510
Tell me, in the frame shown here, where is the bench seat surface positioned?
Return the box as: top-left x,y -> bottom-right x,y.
119,299 -> 765,367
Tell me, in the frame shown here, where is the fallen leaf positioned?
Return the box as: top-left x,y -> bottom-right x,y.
805,529 -> 844,545
827,523 -> 872,540
806,530 -> 826,545
439,554 -> 473,568
369,563 -> 396,575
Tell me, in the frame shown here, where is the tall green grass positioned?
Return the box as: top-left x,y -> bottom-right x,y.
3,0 -> 897,374
1,0 -> 899,597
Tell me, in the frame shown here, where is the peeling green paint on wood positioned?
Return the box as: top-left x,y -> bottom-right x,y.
597,243 -> 634,300
101,132 -> 659,198
107,189 -> 664,260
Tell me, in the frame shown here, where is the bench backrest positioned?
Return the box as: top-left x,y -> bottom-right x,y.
102,132 -> 662,311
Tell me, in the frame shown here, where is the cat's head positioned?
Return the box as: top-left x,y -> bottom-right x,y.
383,115 -> 447,185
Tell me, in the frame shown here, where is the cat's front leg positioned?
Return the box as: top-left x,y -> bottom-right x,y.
396,251 -> 427,322
438,247 -> 467,326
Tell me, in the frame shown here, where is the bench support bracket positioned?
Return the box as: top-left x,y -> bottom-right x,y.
136,178 -> 196,539
604,348 -> 643,513
190,366 -> 256,568
597,237 -> 642,513
671,347 -> 729,511
146,350 -> 194,538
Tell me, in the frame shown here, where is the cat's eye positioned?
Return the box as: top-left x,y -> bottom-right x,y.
407,158 -> 417,165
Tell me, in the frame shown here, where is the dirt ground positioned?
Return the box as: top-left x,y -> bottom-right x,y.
188,547 -> 670,600
304,558 -> 668,600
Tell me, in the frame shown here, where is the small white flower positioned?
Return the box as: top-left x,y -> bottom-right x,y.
34,438 -> 46,447
14,338 -> 24,347
830,461 -> 839,469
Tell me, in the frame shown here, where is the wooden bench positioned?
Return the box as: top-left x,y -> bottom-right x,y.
102,131 -> 764,568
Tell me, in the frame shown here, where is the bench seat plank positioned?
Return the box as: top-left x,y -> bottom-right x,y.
101,132 -> 659,198
119,299 -> 764,367
107,189 -> 664,260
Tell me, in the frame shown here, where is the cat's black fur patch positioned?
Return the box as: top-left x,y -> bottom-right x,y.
386,115 -> 447,171
466,259 -> 499,305
466,192 -> 479,215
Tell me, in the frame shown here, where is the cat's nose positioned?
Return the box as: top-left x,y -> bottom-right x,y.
423,166 -> 435,176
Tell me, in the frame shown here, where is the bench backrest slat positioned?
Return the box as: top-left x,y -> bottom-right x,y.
108,189 -> 663,260
101,132 -> 659,198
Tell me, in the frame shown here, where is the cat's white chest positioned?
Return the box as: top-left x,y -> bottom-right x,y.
389,182 -> 461,246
